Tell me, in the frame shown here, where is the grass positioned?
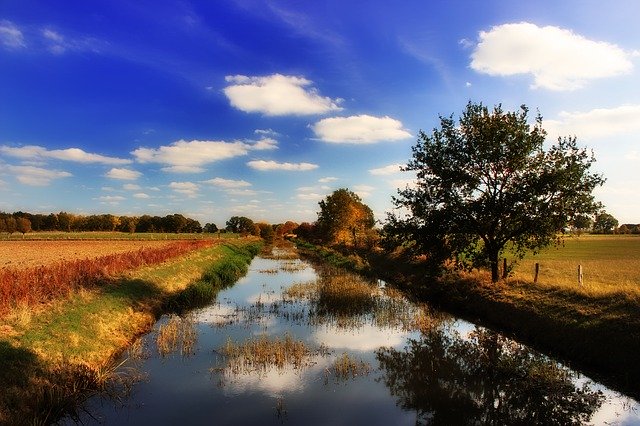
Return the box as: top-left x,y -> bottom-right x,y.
156,315 -> 197,358
218,333 -> 314,375
510,234 -> 640,296
0,231 -> 237,241
326,353 -> 371,382
283,265 -> 421,331
0,240 -> 214,316
0,238 -> 261,423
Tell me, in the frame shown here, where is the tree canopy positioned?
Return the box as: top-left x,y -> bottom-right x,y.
385,102 -> 605,282
316,188 -> 375,246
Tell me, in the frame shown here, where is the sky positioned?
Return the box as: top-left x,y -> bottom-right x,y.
1,0 -> 639,226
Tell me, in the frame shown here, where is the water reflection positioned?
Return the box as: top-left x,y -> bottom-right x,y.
376,326 -> 605,425
64,245 -> 639,425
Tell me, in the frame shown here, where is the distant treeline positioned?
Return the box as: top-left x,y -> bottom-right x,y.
0,211 -> 217,234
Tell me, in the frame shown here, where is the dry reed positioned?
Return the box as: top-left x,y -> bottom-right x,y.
0,240 -> 213,316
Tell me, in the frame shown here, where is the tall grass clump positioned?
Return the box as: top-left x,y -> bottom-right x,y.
219,333 -> 313,375
0,240 -> 214,316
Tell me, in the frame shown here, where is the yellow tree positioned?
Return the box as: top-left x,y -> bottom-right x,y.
317,188 -> 375,246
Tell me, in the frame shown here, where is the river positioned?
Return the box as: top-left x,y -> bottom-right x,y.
66,245 -> 640,425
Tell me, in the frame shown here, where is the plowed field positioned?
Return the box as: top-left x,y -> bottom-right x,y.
1,240 -> 175,270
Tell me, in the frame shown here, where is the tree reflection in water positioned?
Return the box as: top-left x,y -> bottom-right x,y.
376,326 -> 604,425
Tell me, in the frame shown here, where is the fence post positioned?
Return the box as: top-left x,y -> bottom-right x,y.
534,263 -> 539,283
578,264 -> 583,286
502,258 -> 508,279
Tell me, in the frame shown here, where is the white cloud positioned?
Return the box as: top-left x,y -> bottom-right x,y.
318,176 -> 338,183
247,160 -> 318,171
169,181 -> 199,197
470,22 -> 633,91
133,193 -> 150,199
0,145 -> 131,165
132,139 -> 249,173
226,189 -> 258,196
296,192 -> 323,201
353,184 -> 375,198
105,168 -> 142,180
544,105 -> 640,139
95,195 -> 125,202
224,74 -> 342,116
201,177 -> 252,188
123,183 -> 141,190
41,28 -> 103,55
7,165 -> 71,186
0,20 -> 26,49
312,115 -> 412,144
254,129 -> 280,138
369,163 -> 403,175
249,137 -> 278,150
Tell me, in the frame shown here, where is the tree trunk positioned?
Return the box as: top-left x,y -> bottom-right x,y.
489,251 -> 500,283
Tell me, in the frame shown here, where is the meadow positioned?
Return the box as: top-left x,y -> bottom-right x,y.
511,234 -> 640,295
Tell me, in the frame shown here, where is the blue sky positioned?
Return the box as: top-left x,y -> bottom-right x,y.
1,0 -> 639,226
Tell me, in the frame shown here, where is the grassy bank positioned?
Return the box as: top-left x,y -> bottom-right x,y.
294,237 -> 640,400
0,239 -> 261,424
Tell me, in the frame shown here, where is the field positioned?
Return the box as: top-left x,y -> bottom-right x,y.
510,234 -> 640,296
0,240 -> 178,270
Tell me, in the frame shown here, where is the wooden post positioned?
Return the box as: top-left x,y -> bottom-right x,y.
534,263 -> 539,283
578,264 -> 583,286
502,258 -> 508,279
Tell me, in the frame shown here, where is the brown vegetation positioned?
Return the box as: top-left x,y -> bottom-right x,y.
0,240 -> 214,316
0,240 -> 177,270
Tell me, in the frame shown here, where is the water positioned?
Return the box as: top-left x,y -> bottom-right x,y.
69,247 -> 640,425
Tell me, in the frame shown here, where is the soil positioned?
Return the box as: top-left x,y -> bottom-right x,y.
0,240 -> 175,270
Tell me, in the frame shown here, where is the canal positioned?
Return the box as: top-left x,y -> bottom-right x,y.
68,245 -> 640,425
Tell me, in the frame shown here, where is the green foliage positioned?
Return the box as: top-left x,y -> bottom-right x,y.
316,188 -> 375,246
256,222 -> 275,244
593,212 -> 618,234
385,102 -> 605,282
225,216 -> 256,235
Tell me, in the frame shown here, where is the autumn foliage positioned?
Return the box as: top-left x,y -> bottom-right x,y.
0,240 -> 213,316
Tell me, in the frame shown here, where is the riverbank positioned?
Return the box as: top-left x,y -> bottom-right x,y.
294,240 -> 640,401
0,239 -> 261,424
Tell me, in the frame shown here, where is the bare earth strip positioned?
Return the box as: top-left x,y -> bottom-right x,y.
1,240 -> 176,270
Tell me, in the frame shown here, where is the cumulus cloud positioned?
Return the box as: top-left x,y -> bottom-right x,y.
297,192 -> 324,201
132,139 -> 250,173
169,181 -> 199,197
544,105 -> 640,139
312,115 -> 412,144
123,183 -> 141,190
249,137 -> 278,150
7,165 -> 72,186
201,177 -> 252,188
470,22 -> 633,91
224,74 -> 342,116
318,176 -> 338,183
133,193 -> 150,199
95,195 -> 125,203
0,145 -> 131,165
105,168 -> 142,180
0,20 -> 26,49
369,163 -> 403,175
353,184 -> 375,198
247,160 -> 318,171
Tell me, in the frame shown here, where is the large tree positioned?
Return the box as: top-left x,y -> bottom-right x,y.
385,102 -> 604,282
317,188 -> 375,246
